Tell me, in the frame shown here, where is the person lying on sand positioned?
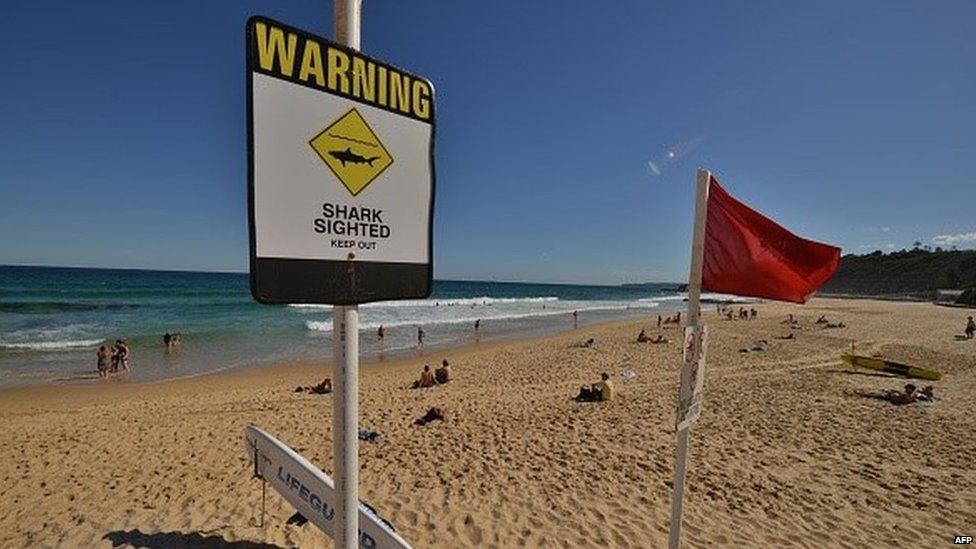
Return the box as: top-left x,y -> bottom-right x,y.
775,333 -> 795,340
412,364 -> 436,389
651,334 -> 669,344
740,340 -> 772,353
885,385 -> 919,405
435,359 -> 451,384
824,321 -> 846,329
816,315 -> 828,324
857,384 -> 935,405
415,406 -> 444,426
781,314 -> 795,324
295,378 -> 332,394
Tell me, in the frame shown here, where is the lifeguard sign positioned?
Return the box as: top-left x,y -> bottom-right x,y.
246,16 -> 435,304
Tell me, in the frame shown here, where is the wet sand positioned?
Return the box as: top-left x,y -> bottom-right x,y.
1,298 -> 974,547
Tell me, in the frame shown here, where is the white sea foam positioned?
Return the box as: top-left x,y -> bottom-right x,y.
289,296 -> 561,312
641,293 -> 758,304
0,338 -> 104,351
305,301 -> 656,332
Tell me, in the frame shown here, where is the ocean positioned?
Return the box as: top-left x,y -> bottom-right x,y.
0,265 -> 722,388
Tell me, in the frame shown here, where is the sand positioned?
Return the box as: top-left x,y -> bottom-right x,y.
1,298 -> 974,548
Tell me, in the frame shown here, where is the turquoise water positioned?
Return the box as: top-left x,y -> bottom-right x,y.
0,266 -> 691,388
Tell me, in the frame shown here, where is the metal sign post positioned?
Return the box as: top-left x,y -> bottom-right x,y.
246,1 -> 433,547
333,5 -> 362,549
668,168 -> 710,549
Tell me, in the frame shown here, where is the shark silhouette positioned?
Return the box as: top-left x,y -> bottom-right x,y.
328,147 -> 380,167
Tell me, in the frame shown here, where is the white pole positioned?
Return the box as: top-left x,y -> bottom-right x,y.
332,305 -> 359,549
333,4 -> 362,549
668,168 -> 710,549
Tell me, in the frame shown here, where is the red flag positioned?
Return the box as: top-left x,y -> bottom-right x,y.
702,175 -> 840,303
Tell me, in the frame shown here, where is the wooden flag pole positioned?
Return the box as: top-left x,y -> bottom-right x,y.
668,168 -> 710,549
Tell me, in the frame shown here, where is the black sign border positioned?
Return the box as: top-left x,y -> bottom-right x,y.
246,15 -> 435,305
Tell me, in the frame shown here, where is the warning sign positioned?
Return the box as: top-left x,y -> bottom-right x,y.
309,109 -> 394,197
676,326 -> 708,432
246,16 -> 435,305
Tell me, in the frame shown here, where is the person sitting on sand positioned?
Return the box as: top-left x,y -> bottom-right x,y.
575,373 -> 614,402
781,314 -> 795,324
435,359 -> 451,384
413,364 -> 436,389
295,378 -> 333,394
816,315 -> 828,324
966,316 -> 975,340
725,310 -> 734,321
593,372 -> 614,401
582,338 -> 595,348
637,329 -> 650,343
750,308 -> 757,319
96,346 -> 109,378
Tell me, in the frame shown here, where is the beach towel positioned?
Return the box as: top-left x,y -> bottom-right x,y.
358,429 -> 383,442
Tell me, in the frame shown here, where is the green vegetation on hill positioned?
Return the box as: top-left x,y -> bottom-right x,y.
822,248 -> 976,297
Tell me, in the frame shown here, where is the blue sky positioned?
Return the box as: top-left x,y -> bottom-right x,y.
1,1 -> 973,284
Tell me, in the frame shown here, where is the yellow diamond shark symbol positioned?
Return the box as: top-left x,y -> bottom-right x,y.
309,108 -> 394,197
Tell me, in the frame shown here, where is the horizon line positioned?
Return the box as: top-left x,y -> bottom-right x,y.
0,263 -> 682,288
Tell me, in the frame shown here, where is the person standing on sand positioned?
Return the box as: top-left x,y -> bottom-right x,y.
573,310 -> 578,328
109,341 -> 121,373
117,340 -> 131,372
417,326 -> 425,349
377,325 -> 385,342
966,316 -> 975,339
96,346 -> 109,378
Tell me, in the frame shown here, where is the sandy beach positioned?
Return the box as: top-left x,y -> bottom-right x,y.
1,297 -> 974,548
